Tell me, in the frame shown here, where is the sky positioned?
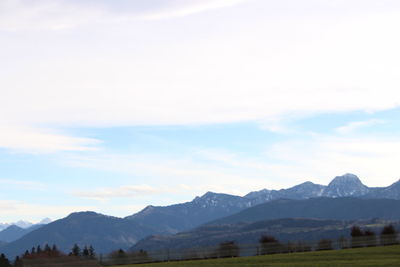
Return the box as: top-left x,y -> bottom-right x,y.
1,0 -> 400,223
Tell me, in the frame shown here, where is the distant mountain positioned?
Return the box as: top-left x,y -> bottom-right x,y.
245,173 -> 393,202
323,174 -> 370,197
3,173 -> 400,259
125,192 -> 252,234
0,219 -> 51,231
38,218 -> 52,225
244,181 -> 325,205
364,180 -> 400,199
211,197 -> 400,225
0,224 -> 43,243
131,218 -> 396,252
0,221 -> 32,232
125,173 -> 400,236
0,211 -> 164,259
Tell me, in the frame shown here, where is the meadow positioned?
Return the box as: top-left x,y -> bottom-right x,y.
111,245 -> 400,267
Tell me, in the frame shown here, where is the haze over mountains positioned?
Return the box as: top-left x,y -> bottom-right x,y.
1,173 -> 400,258
0,218 -> 51,231
0,224 -> 45,243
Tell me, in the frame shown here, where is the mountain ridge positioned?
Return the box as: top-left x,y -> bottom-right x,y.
2,173 -> 400,258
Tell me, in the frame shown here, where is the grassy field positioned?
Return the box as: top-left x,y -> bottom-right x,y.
111,245 -> 400,267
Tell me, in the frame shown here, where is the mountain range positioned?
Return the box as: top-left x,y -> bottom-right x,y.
0,224 -> 44,243
0,218 -> 51,232
2,173 -> 400,258
131,197 -> 400,252
244,173 -> 400,204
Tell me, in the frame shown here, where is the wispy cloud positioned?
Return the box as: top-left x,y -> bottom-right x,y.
0,199 -> 95,222
264,135 -> 400,187
335,119 -> 385,134
0,178 -> 47,190
140,0 -> 247,20
0,126 -> 101,154
63,152 -> 273,195
0,0 -> 247,31
73,184 -> 170,201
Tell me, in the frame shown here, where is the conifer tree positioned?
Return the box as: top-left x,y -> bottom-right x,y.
82,246 -> 90,258
0,253 -> 11,267
89,245 -> 96,259
71,244 -> 81,257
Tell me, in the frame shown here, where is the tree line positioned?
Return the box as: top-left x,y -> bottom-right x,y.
0,224 -> 398,266
216,223 -> 399,258
0,243 -> 97,267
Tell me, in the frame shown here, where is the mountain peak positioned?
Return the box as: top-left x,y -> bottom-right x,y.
330,173 -> 361,183
201,191 -> 218,198
324,173 -> 369,197
66,211 -> 104,220
39,218 -> 52,224
244,189 -> 271,199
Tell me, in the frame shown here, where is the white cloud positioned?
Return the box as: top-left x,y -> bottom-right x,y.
0,0 -> 105,31
63,134 -> 400,196
0,178 -> 46,190
2,0 -> 400,152
264,136 -> 400,187
0,200 -> 95,223
0,126 -> 100,153
140,0 -> 247,20
64,152 -> 273,195
2,2 -> 400,129
336,119 -> 386,134
0,0 -> 247,31
73,184 -> 170,201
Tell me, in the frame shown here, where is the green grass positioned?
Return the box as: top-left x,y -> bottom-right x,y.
112,245 -> 400,267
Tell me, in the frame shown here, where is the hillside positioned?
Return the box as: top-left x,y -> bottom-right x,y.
211,197 -> 400,225
125,192 -> 251,234
124,174 -> 400,236
0,212 -> 163,258
0,224 -> 43,243
131,217 -> 395,251
113,245 -> 400,267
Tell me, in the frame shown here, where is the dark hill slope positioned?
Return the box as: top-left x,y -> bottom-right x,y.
125,192 -> 252,234
131,218 -> 395,251
211,197 -> 400,225
0,211 -> 161,258
0,224 -> 43,243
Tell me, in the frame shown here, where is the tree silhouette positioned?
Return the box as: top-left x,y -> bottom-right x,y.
71,244 -> 81,257
380,224 -> 398,246
0,254 -> 11,267
351,226 -> 364,248
13,256 -> 23,267
259,235 -> 282,255
82,246 -> 90,258
44,244 -> 51,253
89,245 -> 96,259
